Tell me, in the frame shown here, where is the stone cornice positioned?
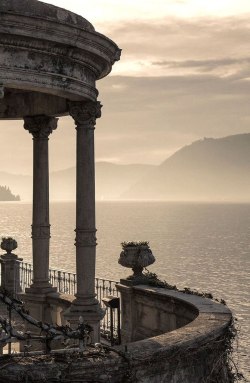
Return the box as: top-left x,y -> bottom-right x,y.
0,13 -> 120,77
0,0 -> 95,32
69,101 -> 102,129
24,115 -> 58,139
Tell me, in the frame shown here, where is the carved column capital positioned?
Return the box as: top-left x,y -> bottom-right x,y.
69,101 -> 102,129
24,115 -> 58,139
75,228 -> 97,247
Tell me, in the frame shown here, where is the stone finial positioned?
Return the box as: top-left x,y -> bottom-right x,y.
68,101 -> 102,129
23,115 -> 58,139
1,237 -> 17,255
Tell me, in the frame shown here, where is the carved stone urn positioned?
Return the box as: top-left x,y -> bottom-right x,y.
118,242 -> 155,284
1,237 -> 17,255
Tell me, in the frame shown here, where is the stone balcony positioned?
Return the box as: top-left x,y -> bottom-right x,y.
0,263 -> 232,382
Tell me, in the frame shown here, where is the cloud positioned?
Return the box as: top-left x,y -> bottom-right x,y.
1,15 -> 250,172
152,57 -> 250,70
94,73 -> 250,164
103,15 -> 250,77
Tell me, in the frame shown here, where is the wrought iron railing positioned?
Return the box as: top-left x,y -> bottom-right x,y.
49,268 -> 76,295
18,261 -> 120,341
95,277 -> 120,341
19,262 -> 32,292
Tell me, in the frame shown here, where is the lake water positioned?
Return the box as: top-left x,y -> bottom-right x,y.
0,201 -> 249,380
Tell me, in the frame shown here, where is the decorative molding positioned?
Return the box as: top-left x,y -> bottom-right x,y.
0,19 -> 119,62
31,225 -> 51,240
113,48 -> 122,63
0,66 -> 98,103
75,228 -> 97,247
24,115 -> 58,139
69,101 -> 102,129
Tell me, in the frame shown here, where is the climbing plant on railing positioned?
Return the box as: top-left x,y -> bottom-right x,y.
0,289 -> 92,354
134,270 -> 246,383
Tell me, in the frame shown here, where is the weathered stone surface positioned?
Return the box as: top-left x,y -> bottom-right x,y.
0,287 -> 232,382
0,0 -> 95,30
0,0 -> 120,351
0,0 -> 121,118
64,100 -> 104,343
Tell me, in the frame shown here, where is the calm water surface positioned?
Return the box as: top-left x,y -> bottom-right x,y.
0,201 -> 249,379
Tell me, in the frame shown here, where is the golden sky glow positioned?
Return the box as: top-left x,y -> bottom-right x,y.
43,0 -> 250,78
0,0 -> 250,172
45,0 -> 250,22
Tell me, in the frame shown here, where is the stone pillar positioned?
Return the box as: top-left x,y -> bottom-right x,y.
64,101 -> 104,342
0,253 -> 22,296
24,115 -> 57,294
116,284 -> 137,344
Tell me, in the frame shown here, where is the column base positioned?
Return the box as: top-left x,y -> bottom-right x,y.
25,282 -> 57,296
63,300 -> 105,343
19,291 -> 60,352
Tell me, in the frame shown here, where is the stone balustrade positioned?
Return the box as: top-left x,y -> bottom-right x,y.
0,281 -> 232,382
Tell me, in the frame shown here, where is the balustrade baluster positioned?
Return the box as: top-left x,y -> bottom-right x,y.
18,262 -> 120,340
73,273 -> 76,295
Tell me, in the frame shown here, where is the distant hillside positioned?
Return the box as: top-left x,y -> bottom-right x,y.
0,172 -> 32,201
2,133 -> 250,201
50,162 -> 155,201
122,134 -> 250,201
0,185 -> 20,201
0,163 -> 155,201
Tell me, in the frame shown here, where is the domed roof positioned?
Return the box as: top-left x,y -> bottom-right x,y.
0,0 -> 95,31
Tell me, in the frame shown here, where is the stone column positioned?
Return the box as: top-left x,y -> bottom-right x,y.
65,101 -> 104,341
24,115 -> 57,294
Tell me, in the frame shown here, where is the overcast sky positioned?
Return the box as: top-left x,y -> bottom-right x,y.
1,0 -> 250,173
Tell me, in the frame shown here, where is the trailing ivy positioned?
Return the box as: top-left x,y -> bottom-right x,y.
143,269 -> 226,303
138,269 -> 246,383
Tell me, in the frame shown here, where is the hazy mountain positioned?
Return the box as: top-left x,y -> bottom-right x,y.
0,172 -> 32,201
50,162 -> 155,201
0,163 -> 154,201
122,134 -> 250,201
2,134 -> 250,201
0,185 -> 20,201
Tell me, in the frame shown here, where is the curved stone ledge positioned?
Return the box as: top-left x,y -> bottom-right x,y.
0,0 -> 95,31
2,286 -> 232,383
120,285 -> 231,352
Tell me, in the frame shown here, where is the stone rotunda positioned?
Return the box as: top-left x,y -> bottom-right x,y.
0,0 -> 121,341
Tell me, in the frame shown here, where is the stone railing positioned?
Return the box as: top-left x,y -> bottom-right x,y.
0,259 -> 120,341
0,283 -> 232,382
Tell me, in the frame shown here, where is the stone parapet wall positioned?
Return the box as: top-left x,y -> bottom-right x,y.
0,285 -> 232,382
117,284 -> 200,342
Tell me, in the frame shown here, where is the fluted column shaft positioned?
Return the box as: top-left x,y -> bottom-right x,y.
24,115 -> 57,293
69,101 -> 102,306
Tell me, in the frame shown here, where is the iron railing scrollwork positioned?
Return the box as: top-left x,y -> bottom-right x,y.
18,261 -> 120,342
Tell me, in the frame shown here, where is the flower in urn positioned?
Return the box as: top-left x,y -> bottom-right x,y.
1,237 -> 18,254
119,241 -> 155,279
